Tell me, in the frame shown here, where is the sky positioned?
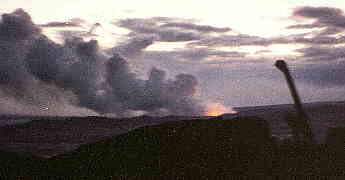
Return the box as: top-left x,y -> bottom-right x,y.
0,0 -> 345,116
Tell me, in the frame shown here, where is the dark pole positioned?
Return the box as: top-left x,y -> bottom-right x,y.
275,60 -> 314,144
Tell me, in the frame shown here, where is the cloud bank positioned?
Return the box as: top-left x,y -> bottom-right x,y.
0,9 -> 206,116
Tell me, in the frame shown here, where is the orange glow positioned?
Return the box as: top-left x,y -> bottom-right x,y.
205,103 -> 237,116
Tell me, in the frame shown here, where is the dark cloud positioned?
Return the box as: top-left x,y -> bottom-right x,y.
317,27 -> 344,36
0,9 -> 205,116
0,9 -> 40,41
293,6 -> 345,28
160,22 -> 231,33
149,16 -> 196,23
136,48 -> 248,71
286,6 -> 345,49
289,6 -> 345,88
39,22 -> 81,28
0,10 -> 97,116
59,30 -> 100,40
106,58 -> 205,115
115,17 -> 231,42
283,7 -> 345,87
110,37 -> 154,58
0,8 -> 40,94
122,47 -> 257,82
39,18 -> 85,28
294,36 -> 345,45
287,24 -> 324,29
172,48 -> 246,61
48,21 -> 100,40
185,7 -> 345,49
273,6 -> 345,91
116,18 -> 201,42
187,34 -> 287,47
296,46 -> 345,62
188,31 -> 345,48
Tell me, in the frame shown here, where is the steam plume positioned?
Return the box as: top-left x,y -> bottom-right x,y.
0,9 -> 206,117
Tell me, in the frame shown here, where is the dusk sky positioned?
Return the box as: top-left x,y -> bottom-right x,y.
0,0 -> 345,116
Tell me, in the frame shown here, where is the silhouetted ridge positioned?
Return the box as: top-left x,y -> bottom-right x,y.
49,116 -> 275,178
1,116 -> 345,178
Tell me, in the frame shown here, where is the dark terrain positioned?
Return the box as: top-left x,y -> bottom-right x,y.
1,101 -> 345,157
1,102 -> 345,179
0,115 -> 204,157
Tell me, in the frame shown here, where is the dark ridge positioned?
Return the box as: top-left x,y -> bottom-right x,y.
0,115 -> 204,157
49,115 -> 275,178
1,115 -> 345,178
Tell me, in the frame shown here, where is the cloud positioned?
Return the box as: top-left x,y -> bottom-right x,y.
286,24 -> 324,29
0,9 -> 100,116
143,48 -> 247,62
296,46 -> 345,62
185,7 -> 345,49
187,34 -> 281,47
0,8 -> 41,94
106,59 -> 205,115
295,36 -> 345,45
39,19 -> 101,41
110,7 -> 345,107
0,9 -> 206,117
283,6 -> 345,88
316,27 -> 345,36
292,6 -> 345,28
109,36 -> 154,58
58,23 -> 102,40
116,18 -> 201,42
0,9 -> 40,41
115,17 -> 231,42
160,22 -> 231,33
285,6 -> 345,50
188,31 -> 345,48
38,18 -> 85,28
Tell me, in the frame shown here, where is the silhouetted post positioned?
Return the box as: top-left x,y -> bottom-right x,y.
275,60 -> 314,144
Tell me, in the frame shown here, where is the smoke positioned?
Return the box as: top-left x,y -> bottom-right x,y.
0,9 -> 206,117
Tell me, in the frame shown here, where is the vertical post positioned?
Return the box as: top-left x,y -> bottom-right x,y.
275,60 -> 314,144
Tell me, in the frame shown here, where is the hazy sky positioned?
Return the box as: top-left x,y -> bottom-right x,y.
0,0 -> 345,116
